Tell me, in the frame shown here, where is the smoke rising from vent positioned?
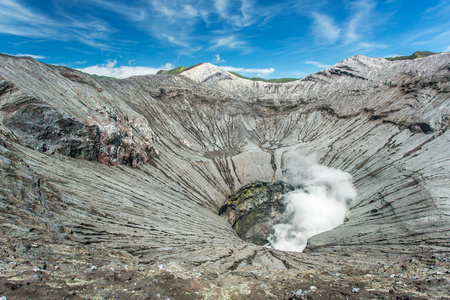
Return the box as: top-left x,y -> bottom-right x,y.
268,154 -> 357,252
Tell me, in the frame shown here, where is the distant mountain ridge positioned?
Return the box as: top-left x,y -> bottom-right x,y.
156,66 -> 187,75
157,51 -> 440,81
157,62 -> 298,82
228,72 -> 298,83
386,51 -> 438,61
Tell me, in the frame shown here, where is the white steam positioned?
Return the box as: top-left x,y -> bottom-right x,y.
268,154 -> 357,252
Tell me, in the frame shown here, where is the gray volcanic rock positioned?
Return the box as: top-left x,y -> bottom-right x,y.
4,100 -> 100,160
0,52 -> 449,299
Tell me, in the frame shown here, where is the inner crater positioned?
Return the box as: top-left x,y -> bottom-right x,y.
219,155 -> 357,252
219,181 -> 295,246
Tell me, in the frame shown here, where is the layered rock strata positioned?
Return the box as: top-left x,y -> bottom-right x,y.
0,53 -> 449,299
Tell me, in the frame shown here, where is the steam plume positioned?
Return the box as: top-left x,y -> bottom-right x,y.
268,154 -> 357,252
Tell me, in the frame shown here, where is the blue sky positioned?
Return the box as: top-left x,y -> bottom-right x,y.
1,0 -> 449,79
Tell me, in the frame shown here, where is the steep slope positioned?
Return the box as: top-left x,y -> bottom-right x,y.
0,53 -> 449,299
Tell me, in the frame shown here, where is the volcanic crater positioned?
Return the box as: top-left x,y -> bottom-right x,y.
0,52 -> 449,299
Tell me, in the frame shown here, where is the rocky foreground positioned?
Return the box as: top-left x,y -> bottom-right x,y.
0,53 -> 449,299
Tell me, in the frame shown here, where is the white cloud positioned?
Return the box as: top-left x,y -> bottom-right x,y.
411,40 -> 431,45
210,35 -> 251,53
105,59 -> 117,68
215,0 -> 227,16
0,0 -> 282,53
309,1 -> 388,49
213,54 -> 225,64
15,53 -> 47,59
212,36 -> 240,48
344,0 -> 378,44
87,0 -> 147,21
345,19 -> 359,44
311,12 -> 340,44
403,25 -> 450,50
88,0 -> 279,49
425,0 -> 450,19
0,0 -> 114,50
305,61 -> 332,68
183,4 -> 199,18
161,34 -> 190,47
88,0 -> 258,49
150,1 -> 200,19
357,42 -> 388,49
446,45 -> 450,52
214,0 -> 258,27
222,66 -> 275,77
78,61 -> 174,79
162,62 -> 175,70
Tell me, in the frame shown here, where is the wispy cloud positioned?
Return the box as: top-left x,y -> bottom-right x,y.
307,0 -> 390,52
409,1 -> 450,52
0,0 -> 114,50
83,0 -> 147,21
210,35 -> 251,52
0,0 -> 292,56
311,12 -> 340,44
359,42 -> 387,49
215,0 -> 258,27
403,23 -> 450,51
222,65 -> 275,77
411,40 -> 431,45
78,60 -> 174,79
213,54 -> 226,64
305,61 -> 332,68
343,0 -> 384,45
425,0 -> 450,19
161,34 -> 190,47
344,0 -> 376,43
85,0 -> 280,50
85,0 -> 206,49
215,0 -> 228,18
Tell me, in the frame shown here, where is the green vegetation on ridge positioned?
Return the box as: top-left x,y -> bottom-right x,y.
386,51 -> 438,61
229,72 -> 298,83
87,74 -> 116,80
156,66 -> 187,75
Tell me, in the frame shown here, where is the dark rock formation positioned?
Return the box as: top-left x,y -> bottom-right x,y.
219,181 -> 295,245
4,100 -> 100,161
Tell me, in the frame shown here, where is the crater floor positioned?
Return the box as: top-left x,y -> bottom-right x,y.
0,53 -> 449,299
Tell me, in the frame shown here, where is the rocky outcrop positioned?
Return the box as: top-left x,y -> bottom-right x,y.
4,100 -> 100,161
219,181 -> 295,245
0,52 -> 449,299
0,57 -> 158,167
